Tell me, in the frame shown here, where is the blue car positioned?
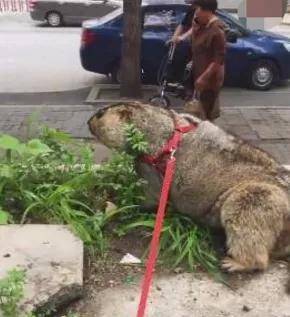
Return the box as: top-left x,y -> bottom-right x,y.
80,0 -> 290,90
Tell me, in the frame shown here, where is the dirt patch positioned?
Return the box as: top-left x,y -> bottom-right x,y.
62,228 -> 289,316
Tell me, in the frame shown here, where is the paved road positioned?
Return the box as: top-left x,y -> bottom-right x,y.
0,13 -> 102,93
1,13 -> 290,108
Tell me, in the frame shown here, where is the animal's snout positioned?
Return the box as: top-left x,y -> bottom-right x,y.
87,113 -> 101,138
87,107 -> 107,131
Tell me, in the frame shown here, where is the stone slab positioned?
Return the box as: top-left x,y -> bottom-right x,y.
0,225 -> 83,314
78,264 -> 290,317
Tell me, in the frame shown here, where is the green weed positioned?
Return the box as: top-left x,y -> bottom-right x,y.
0,124 -> 219,274
115,210 -> 219,275
0,269 -> 26,317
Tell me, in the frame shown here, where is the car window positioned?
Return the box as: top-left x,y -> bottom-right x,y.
143,8 -> 183,31
217,11 -> 250,36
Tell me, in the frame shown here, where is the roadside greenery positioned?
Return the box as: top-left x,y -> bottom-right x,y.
0,269 -> 27,317
0,124 -> 218,273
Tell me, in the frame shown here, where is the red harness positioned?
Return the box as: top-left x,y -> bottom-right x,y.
141,116 -> 198,175
137,114 -> 198,317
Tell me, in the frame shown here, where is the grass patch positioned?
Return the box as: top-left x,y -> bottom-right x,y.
0,124 -> 219,274
0,269 -> 26,317
115,210 -> 219,275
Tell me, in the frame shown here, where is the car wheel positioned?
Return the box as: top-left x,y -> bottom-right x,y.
46,12 -> 63,27
149,95 -> 170,109
249,60 -> 278,90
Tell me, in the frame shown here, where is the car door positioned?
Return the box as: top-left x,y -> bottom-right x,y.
141,5 -> 188,83
56,0 -> 88,24
218,13 -> 250,85
83,0 -> 120,20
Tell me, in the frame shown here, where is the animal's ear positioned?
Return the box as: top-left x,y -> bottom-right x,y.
117,107 -> 133,122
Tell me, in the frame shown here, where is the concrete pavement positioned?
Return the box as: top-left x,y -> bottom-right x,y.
0,225 -> 83,314
216,107 -> 290,164
3,85 -> 290,108
0,103 -> 289,165
76,264 -> 290,317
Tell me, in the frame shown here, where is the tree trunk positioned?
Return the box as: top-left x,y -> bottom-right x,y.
120,0 -> 142,98
283,0 -> 288,13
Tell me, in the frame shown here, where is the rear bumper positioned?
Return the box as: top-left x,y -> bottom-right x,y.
80,47 -> 108,74
80,44 -> 118,75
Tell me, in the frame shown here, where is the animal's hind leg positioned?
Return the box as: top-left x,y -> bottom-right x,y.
220,182 -> 288,272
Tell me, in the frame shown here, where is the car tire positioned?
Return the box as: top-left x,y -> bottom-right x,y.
46,11 -> 63,27
248,60 -> 278,91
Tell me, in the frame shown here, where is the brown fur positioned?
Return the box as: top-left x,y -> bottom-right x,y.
88,102 -> 290,274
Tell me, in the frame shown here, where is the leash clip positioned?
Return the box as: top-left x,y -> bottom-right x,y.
170,149 -> 176,159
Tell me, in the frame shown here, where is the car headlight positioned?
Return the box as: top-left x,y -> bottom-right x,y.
282,42 -> 290,52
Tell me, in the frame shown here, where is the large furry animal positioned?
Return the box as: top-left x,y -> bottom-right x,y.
88,101 -> 290,273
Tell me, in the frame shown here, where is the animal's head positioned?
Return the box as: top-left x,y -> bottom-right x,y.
88,102 -> 176,151
88,102 -> 139,149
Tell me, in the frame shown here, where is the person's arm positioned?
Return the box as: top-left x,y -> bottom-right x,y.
171,7 -> 193,44
171,24 -> 185,44
178,27 -> 193,42
195,30 -> 226,90
173,25 -> 184,39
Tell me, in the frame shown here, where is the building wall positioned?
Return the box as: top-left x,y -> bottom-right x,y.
218,0 -> 286,29
238,0 -> 285,29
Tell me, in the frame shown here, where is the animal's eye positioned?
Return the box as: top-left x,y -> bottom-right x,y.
95,108 -> 106,119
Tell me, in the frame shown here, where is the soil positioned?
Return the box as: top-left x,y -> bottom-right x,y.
60,228 -> 281,317
63,231 -> 149,315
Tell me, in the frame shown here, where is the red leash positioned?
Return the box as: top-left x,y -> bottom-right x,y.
137,116 -> 197,317
137,155 -> 176,317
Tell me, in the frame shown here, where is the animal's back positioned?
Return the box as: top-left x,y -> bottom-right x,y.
171,121 -> 283,222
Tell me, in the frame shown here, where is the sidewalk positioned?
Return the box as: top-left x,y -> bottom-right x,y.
0,104 -> 289,165
216,107 -> 290,164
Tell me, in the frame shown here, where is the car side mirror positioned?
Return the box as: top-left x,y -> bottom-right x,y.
226,29 -> 239,43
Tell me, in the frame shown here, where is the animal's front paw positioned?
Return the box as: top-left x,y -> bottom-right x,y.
222,257 -> 246,273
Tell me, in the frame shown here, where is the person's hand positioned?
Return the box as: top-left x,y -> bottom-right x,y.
170,35 -> 182,45
195,76 -> 207,91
